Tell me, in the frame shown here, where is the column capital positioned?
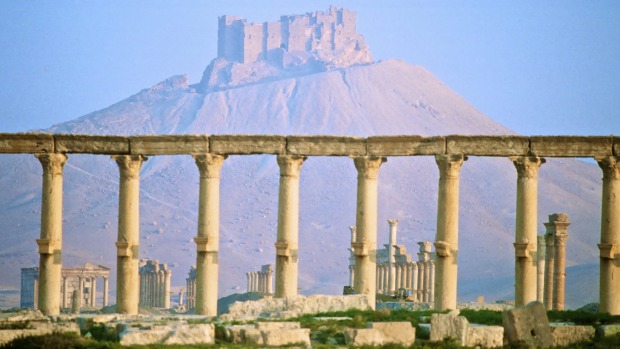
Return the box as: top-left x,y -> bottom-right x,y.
388,219 -> 398,227
545,233 -> 555,247
112,155 -> 147,179
353,156 -> 386,180
435,154 -> 467,179
35,153 -> 68,175
277,155 -> 306,177
554,233 -> 569,247
596,156 -> 620,180
194,154 -> 227,178
510,156 -> 545,178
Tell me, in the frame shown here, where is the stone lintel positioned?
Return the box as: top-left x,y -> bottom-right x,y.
530,136 -> 613,157
0,133 -> 54,154
287,135 -> 366,156
210,135 -> 285,155
367,136 -> 444,156
447,135 -> 529,156
130,135 -> 208,155
55,134 -> 129,154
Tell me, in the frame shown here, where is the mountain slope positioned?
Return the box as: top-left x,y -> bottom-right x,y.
0,60 -> 601,306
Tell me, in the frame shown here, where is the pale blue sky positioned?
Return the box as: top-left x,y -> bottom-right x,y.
1,1 -> 618,135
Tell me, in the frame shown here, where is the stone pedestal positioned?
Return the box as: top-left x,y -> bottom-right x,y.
35,153 -> 67,316
434,154 -> 466,311
352,156 -> 385,308
113,155 -> 146,314
511,156 -> 544,307
193,154 -> 226,316
597,157 -> 620,315
275,155 -> 305,298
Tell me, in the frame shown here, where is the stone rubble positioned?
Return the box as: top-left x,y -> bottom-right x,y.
502,301 -> 553,347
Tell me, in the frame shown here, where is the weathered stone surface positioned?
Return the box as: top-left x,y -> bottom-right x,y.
502,301 -> 553,347
221,294 -> 371,320
55,134 -> 129,154
369,322 -> 416,346
598,324 -> 620,337
262,328 -> 311,346
447,135 -> 529,156
614,137 -> 620,157
550,324 -> 594,346
344,328 -> 385,346
430,309 -> 469,345
242,328 -> 264,345
0,133 -> 54,153
0,322 -> 80,345
130,135 -> 208,155
255,321 -> 300,330
367,135 -> 444,156
531,136 -> 613,157
119,327 -> 169,346
467,325 -> 503,348
162,324 -> 215,345
210,135 -> 285,154
225,324 -> 256,344
287,135 -> 366,156
119,324 -> 215,346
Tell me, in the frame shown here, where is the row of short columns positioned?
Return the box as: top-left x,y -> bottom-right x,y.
33,152 -> 620,315
376,261 -> 435,302
246,265 -> 274,295
139,264 -> 172,309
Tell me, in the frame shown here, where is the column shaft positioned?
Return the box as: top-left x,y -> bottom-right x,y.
537,235 -> 546,303
275,155 -> 305,298
194,154 -> 226,316
598,157 -> 620,315
553,234 -> 568,310
434,154 -> 466,310
544,233 -> 555,310
387,220 -> 397,295
511,156 -> 544,307
113,155 -> 146,314
91,277 -> 97,307
35,153 -> 67,316
352,156 -> 385,309
103,278 -> 109,306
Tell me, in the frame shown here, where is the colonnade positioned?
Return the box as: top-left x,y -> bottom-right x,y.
541,214 -> 570,310
246,264 -> 274,295
61,263 -> 110,309
18,134 -> 620,315
138,259 -> 172,309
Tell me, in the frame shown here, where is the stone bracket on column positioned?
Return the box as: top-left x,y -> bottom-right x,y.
514,242 -> 534,258
275,242 -> 295,257
434,241 -> 452,257
116,241 -> 133,257
599,243 -> 618,259
194,237 -> 217,252
351,242 -> 369,257
36,239 -> 55,254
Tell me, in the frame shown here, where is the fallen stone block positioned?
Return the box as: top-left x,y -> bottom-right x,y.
242,328 -> 264,346
344,328 -> 385,346
467,325 -> 503,348
502,301 -> 553,348
163,324 -> 215,345
255,321 -> 300,330
369,322 -> 416,346
597,324 -> 620,337
119,327 -> 170,346
262,328 -> 311,346
550,324 -> 594,346
430,309 -> 469,345
225,324 -> 255,344
119,324 -> 215,346
0,322 -> 80,346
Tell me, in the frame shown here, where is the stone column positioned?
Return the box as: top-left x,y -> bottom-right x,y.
376,265 -> 382,292
429,260 -> 436,303
537,235 -> 546,303
387,219 -> 398,295
267,265 -> 273,294
348,226 -> 356,287
511,156 -> 545,307
543,232 -> 556,310
424,261 -> 432,302
394,263 -> 401,290
113,155 -> 146,314
597,157 -> 620,315
352,156 -> 386,309
78,276 -> 84,307
275,155 -> 305,298
193,154 -> 226,316
406,262 -> 412,290
62,276 -> 68,309
545,213 -> 570,311
103,277 -> 109,307
246,273 -> 251,292
91,277 -> 97,307
417,261 -> 424,302
412,262 -> 419,302
434,154 -> 466,310
400,264 -> 407,291
35,153 -> 67,316
164,270 -> 171,309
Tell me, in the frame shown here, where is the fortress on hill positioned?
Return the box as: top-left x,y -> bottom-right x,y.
217,6 -> 365,64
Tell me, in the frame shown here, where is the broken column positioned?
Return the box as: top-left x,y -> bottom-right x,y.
545,213 -> 570,311
511,156 -> 545,307
275,155 -> 305,298
536,235 -> 546,303
387,219 -> 398,295
434,154 -> 466,310
352,156 -> 385,308
194,154 -> 226,316
113,155 -> 146,314
597,156 -> 620,315
35,153 -> 67,316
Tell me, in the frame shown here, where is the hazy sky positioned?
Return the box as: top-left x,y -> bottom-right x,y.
1,1 -> 618,135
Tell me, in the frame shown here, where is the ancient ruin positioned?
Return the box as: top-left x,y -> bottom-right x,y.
246,264 -> 274,295
541,213 -> 570,310
20,263 -> 110,310
2,133 -> 619,316
349,220 -> 436,301
138,259 -> 172,309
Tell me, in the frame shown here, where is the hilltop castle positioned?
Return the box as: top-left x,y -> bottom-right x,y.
200,7 -> 373,90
